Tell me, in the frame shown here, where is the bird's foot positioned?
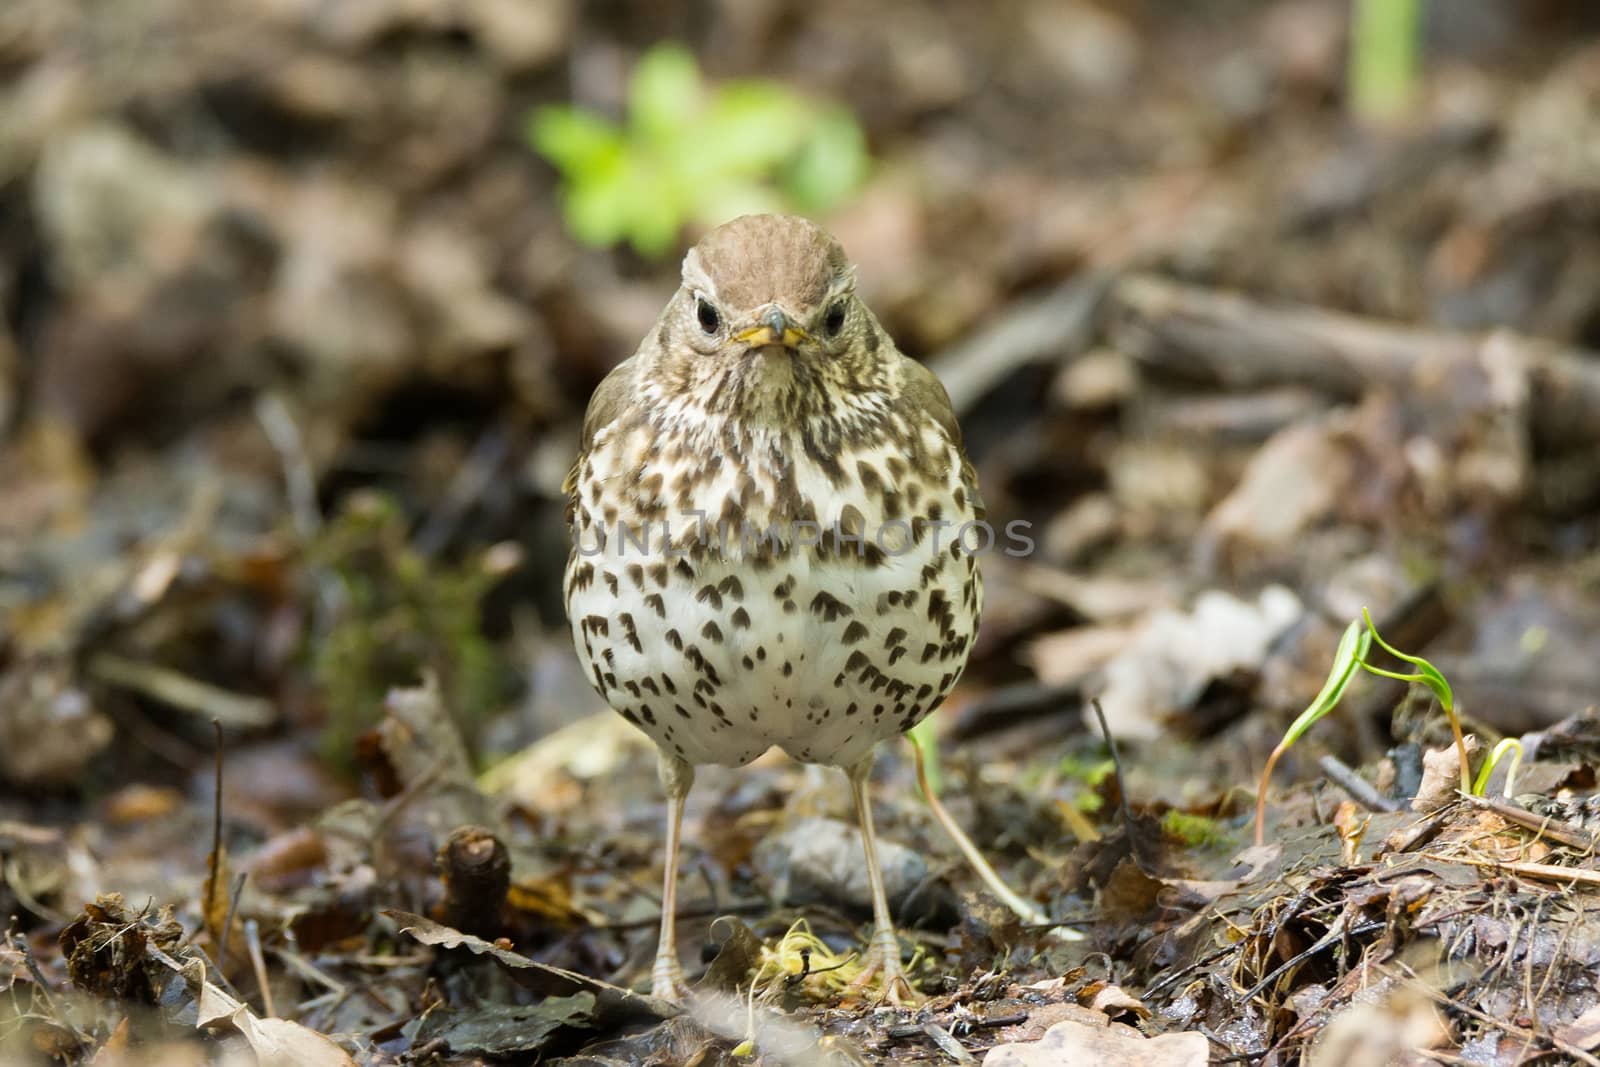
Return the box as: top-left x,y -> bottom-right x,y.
651,958 -> 692,1003
846,928 -> 921,1007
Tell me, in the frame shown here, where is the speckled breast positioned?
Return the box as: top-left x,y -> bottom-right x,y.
563,413 -> 982,769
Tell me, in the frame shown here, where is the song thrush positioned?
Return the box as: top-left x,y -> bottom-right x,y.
563,214 -> 982,1002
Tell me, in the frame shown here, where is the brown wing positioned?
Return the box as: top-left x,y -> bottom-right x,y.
561,356 -> 639,501
899,354 -> 985,521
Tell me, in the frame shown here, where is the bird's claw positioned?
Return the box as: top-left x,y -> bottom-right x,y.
846,931 -> 922,1007
651,960 -> 692,1003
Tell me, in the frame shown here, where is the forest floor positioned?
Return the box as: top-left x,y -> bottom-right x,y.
4,2 -> 1600,1064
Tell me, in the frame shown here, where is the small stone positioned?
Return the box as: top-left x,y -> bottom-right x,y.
753,817 -> 930,914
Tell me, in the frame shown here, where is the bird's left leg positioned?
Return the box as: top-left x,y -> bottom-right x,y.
845,752 -> 918,1005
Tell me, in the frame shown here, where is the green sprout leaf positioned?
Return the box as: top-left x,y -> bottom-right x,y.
1254,620 -> 1371,845
1358,607 -> 1453,711
1473,738 -> 1523,799
1256,609 -> 1472,847
1358,607 -> 1469,792
1282,620 -> 1373,751
529,43 -> 870,256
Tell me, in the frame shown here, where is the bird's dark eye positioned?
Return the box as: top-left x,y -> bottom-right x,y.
696,297 -> 721,335
822,301 -> 847,337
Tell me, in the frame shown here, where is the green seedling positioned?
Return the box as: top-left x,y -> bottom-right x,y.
1254,619 -> 1371,846
1473,738 -> 1523,799
1255,609 -> 1470,846
1357,607 -> 1470,794
529,43 -> 869,257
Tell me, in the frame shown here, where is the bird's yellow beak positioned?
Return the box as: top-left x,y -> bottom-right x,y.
736,308 -> 809,348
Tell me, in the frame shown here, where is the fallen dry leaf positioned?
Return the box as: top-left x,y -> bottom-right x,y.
1091,586 -> 1301,740
1411,736 -> 1480,813
982,1018 -> 1209,1067
1555,1002 -> 1600,1051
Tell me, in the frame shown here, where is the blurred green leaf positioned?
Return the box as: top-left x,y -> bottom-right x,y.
1473,738 -> 1522,798
785,105 -> 869,212
1349,0 -> 1420,122
690,179 -> 787,232
562,171 -> 632,248
528,42 -> 871,257
528,107 -> 624,179
629,43 -> 703,147
698,82 -> 812,175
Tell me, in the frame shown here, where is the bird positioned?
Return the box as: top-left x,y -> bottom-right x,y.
562,214 -> 982,1003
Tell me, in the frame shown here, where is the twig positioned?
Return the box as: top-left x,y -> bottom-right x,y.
207,721 -> 225,943
219,870 -> 247,968
926,277 -> 1106,415
1391,963 -> 1600,1067
435,826 -> 511,939
1459,793 -> 1596,852
276,946 -> 347,996
255,392 -> 322,540
922,1021 -> 979,1065
945,680 -> 1080,742
414,426 -> 510,557
244,920 -> 274,1018
10,927 -> 57,1015
1110,274 -> 1600,453
1317,754 -> 1402,813
1436,855 -> 1600,889
88,653 -> 275,728
1091,698 -> 1151,869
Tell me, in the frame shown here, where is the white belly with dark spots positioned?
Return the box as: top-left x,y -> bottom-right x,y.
565,426 -> 982,768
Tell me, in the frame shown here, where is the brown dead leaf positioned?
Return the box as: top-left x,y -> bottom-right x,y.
377,677 -> 500,838
1090,586 -> 1301,741
1081,983 -> 1150,1021
1307,984 -> 1448,1066
86,1018 -> 130,1066
1333,800 -> 1368,865
1555,1002 -> 1600,1052
197,975 -> 356,1067
385,910 -> 676,1020
1411,736 -> 1480,813
982,1019 -> 1209,1067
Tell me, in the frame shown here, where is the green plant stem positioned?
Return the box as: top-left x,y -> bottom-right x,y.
908,736 -> 1076,938
1349,0 -> 1420,122
1254,741 -> 1289,849
906,716 -> 942,795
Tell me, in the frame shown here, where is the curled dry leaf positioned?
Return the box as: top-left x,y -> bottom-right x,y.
196,976 -> 356,1067
1412,736 -> 1481,813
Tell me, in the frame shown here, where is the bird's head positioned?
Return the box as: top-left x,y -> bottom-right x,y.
644,214 -> 886,418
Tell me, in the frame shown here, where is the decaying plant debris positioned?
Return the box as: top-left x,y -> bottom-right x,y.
3,2 -> 1600,1064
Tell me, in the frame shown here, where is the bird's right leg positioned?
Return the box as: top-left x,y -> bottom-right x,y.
652,751 -> 695,1001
